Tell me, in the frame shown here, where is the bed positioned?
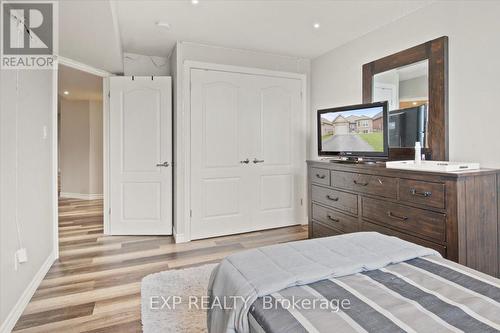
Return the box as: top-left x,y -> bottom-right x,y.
207,232 -> 500,333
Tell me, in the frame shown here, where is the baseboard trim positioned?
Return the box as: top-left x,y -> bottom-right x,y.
173,227 -> 189,243
0,251 -> 56,333
60,192 -> 103,200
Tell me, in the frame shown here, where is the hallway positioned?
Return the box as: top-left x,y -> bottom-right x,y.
12,199 -> 307,332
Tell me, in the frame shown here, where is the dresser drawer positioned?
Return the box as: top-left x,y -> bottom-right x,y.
362,197 -> 446,242
362,221 -> 446,256
310,168 -> 330,186
312,221 -> 343,238
312,204 -> 359,233
399,179 -> 445,209
311,185 -> 358,215
331,171 -> 397,199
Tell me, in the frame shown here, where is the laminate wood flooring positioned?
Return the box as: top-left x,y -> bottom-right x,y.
13,198 -> 307,332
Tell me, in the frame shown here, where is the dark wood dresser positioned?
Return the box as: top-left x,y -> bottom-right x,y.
307,160 -> 500,277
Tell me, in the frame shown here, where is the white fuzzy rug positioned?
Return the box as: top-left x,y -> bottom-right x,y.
141,263 -> 218,333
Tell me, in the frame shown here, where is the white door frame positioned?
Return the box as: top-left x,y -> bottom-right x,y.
52,57 -> 112,259
179,61 -> 307,242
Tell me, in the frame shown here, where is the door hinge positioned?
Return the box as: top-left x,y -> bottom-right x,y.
300,198 -> 303,206
108,91 -> 110,98
108,208 -> 111,215
190,209 -> 192,218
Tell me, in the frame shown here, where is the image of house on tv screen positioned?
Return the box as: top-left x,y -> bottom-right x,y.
320,107 -> 384,152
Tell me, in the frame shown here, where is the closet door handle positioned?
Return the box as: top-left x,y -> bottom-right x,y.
410,188 -> 432,197
156,161 -> 170,167
326,194 -> 339,201
387,211 -> 408,221
253,158 -> 264,164
240,158 -> 250,164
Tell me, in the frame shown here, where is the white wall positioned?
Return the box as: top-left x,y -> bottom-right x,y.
123,52 -> 170,76
0,69 -> 55,331
311,1 -> 500,167
172,41 -> 310,241
60,99 -> 103,197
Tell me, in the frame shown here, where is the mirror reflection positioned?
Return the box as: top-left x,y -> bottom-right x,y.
373,60 -> 428,148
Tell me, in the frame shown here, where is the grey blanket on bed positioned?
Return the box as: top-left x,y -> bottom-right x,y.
207,232 -> 440,333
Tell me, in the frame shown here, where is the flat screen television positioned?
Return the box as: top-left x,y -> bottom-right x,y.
317,101 -> 388,158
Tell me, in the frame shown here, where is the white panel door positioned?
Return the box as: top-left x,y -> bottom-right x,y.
190,69 -> 254,239
190,69 -> 305,239
109,77 -> 172,235
374,82 -> 398,110
249,75 -> 304,229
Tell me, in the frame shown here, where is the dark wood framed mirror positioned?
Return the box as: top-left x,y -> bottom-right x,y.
362,36 -> 448,160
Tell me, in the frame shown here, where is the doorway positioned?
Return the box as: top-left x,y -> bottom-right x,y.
58,64 -> 104,235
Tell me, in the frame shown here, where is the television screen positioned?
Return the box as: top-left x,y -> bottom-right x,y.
317,101 -> 388,157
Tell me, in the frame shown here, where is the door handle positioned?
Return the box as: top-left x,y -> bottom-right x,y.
156,161 -> 170,167
253,158 -> 264,164
240,158 -> 250,164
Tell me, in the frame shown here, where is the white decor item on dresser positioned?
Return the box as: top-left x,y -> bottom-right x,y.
386,160 -> 480,172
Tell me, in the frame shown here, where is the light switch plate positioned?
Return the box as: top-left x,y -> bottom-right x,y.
16,248 -> 28,263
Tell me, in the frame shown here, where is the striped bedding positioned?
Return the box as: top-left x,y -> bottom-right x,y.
248,256 -> 500,333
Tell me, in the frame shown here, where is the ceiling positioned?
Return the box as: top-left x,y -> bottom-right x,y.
397,60 -> 428,81
59,0 -> 432,74
375,59 -> 428,83
59,0 -> 123,73
58,65 -> 103,101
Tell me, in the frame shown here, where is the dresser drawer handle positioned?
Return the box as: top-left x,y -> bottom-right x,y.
327,214 -> 340,222
387,211 -> 408,221
326,194 -> 339,201
353,180 -> 369,186
410,188 -> 432,197
316,174 -> 326,179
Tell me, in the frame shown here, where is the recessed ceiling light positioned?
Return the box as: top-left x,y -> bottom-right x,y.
313,22 -> 320,29
412,102 -> 417,105
191,0 -> 199,4
156,21 -> 171,30
63,91 -> 69,95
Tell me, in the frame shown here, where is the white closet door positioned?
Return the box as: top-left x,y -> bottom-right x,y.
190,68 -> 304,240
109,77 -> 172,235
249,76 -> 304,229
190,69 -> 254,239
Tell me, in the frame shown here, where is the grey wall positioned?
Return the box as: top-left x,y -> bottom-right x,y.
59,99 -> 103,196
399,76 -> 428,100
311,1 -> 500,167
0,69 -> 55,329
88,101 -> 103,195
